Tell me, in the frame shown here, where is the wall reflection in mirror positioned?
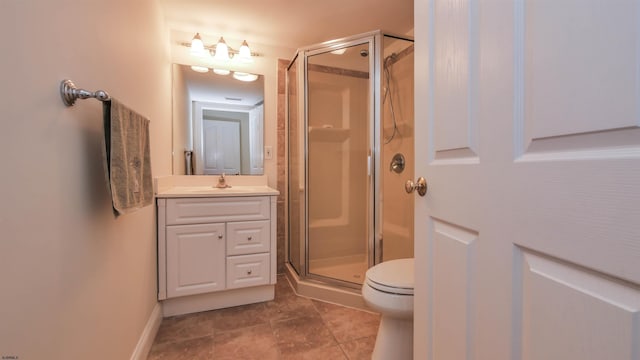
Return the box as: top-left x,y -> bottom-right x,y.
172,63 -> 265,175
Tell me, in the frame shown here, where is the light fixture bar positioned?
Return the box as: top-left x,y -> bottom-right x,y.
180,41 -> 262,57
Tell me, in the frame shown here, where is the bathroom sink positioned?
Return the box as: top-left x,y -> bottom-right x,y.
179,186 -> 225,192
157,185 -> 278,197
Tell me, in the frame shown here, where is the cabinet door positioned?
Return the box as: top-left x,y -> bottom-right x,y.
166,223 -> 225,298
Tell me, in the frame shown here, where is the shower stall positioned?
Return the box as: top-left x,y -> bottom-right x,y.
287,31 -> 414,299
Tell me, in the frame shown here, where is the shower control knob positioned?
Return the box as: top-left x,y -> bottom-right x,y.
405,177 -> 428,197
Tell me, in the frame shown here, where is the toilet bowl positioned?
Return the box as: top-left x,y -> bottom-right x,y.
362,258 -> 414,360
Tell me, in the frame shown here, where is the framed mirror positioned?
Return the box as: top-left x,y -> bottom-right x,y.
172,63 -> 265,175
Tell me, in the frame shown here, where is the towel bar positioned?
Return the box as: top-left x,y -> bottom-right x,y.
60,79 -> 111,106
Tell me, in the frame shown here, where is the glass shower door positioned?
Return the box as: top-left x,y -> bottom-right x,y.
306,41 -> 373,285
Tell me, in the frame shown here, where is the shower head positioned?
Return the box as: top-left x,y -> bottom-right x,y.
384,53 -> 398,67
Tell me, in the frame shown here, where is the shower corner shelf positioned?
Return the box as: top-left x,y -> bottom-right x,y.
309,127 -> 350,142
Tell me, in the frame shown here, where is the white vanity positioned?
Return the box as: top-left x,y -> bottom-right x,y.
155,176 -> 279,317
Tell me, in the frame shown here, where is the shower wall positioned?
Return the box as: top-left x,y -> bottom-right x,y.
382,42 -> 415,261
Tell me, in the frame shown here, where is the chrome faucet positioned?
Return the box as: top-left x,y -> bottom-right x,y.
216,173 -> 230,188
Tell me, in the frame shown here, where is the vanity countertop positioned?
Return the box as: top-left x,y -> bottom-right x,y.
156,185 -> 279,198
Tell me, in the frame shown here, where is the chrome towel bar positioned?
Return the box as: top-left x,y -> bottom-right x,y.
60,79 -> 111,106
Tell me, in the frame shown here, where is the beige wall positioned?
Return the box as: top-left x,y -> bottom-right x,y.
0,1 -> 171,359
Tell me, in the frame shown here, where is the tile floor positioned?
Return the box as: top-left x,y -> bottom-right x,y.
147,275 -> 380,360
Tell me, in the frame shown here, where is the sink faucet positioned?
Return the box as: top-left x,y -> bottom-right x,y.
216,173 -> 230,188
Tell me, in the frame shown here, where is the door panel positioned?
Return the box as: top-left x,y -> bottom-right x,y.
414,0 -> 640,359
517,0 -> 640,160
432,0 -> 479,162
432,219 -> 477,360
522,0 -> 638,141
519,250 -> 640,360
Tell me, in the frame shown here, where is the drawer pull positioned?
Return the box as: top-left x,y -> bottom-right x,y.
247,236 -> 253,241
247,270 -> 253,275
218,234 -> 223,239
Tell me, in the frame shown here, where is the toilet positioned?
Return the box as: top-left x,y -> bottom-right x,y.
362,258 -> 414,360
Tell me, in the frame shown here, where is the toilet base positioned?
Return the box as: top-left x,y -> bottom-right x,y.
372,315 -> 413,360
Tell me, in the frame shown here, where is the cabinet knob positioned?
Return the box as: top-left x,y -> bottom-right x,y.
218,234 -> 223,239
247,270 -> 253,275
247,236 -> 253,241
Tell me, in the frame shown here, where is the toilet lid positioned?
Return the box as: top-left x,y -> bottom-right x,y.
365,258 -> 414,295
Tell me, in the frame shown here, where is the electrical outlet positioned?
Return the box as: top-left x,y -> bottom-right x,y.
265,146 -> 273,160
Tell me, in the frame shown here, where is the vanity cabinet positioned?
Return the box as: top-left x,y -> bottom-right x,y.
157,194 -> 277,316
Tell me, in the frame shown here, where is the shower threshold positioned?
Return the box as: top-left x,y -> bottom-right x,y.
284,263 -> 370,311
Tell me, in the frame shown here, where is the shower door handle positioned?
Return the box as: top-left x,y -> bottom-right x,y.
405,177 -> 427,196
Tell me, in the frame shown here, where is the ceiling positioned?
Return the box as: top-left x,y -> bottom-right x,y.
178,64 -> 264,106
158,0 -> 414,51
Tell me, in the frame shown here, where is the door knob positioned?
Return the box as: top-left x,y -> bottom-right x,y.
405,177 -> 427,196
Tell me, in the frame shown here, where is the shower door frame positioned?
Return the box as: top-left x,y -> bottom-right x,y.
288,30 -> 414,290
301,31 -> 381,289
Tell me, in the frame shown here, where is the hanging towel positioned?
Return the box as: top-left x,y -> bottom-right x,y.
103,99 -> 153,216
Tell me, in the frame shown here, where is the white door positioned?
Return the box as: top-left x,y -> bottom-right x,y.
203,119 -> 241,175
413,1 -> 640,359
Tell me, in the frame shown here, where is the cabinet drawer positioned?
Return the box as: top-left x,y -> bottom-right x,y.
227,221 -> 270,256
226,253 -> 270,289
166,197 -> 269,225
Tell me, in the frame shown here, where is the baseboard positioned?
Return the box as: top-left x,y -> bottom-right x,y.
130,302 -> 162,360
161,285 -> 274,317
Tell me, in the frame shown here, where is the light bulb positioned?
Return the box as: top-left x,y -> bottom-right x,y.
190,33 -> 206,57
214,37 -> 230,61
238,40 -> 253,63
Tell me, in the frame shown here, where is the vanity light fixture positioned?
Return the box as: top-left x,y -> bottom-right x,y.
186,33 -> 258,63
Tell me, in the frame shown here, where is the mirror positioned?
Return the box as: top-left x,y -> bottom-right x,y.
172,64 -> 265,175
